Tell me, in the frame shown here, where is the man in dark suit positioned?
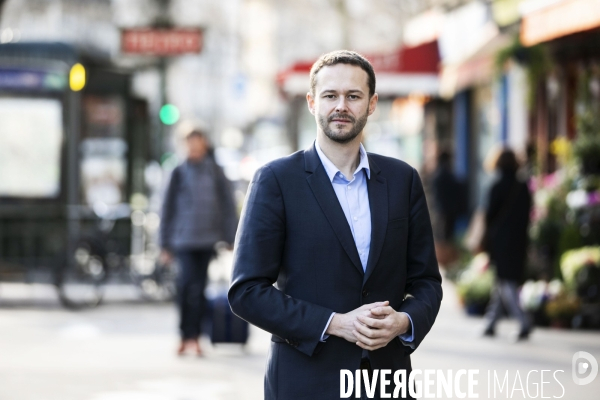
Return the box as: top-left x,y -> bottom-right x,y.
229,50 -> 442,399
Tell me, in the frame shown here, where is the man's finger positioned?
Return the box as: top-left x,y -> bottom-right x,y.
354,321 -> 389,339
370,306 -> 395,316
357,315 -> 386,329
354,321 -> 375,339
356,340 -> 385,351
352,329 -> 382,347
360,309 -> 386,319
359,301 -> 388,311
353,330 -> 388,350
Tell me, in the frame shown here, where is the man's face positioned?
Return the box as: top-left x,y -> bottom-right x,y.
187,136 -> 207,161
307,63 -> 377,144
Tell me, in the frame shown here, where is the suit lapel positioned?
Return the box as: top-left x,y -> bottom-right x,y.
305,145 -> 364,277
364,156 -> 388,284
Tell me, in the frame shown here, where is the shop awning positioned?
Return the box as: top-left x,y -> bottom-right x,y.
439,33 -> 512,98
276,41 -> 441,97
521,0 -> 600,46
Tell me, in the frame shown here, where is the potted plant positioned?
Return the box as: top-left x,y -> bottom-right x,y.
573,132 -> 600,175
520,279 -> 564,326
560,246 -> 600,290
545,293 -> 580,328
457,253 -> 494,315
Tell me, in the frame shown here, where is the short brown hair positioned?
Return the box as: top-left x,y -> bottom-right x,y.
309,50 -> 376,98
186,129 -> 206,140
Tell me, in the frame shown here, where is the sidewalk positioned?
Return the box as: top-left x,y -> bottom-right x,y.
413,275 -> 600,399
0,277 -> 599,399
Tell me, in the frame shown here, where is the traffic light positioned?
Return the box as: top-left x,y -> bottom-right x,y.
69,63 -> 86,91
159,104 -> 180,125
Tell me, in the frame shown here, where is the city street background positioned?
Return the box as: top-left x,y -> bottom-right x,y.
2,0 -> 600,399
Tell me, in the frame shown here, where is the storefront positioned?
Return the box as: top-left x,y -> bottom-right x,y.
438,0 -> 530,209
0,43 -> 149,295
521,0 -> 600,174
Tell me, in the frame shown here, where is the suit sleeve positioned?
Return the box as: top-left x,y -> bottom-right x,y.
228,165 -> 334,357
398,167 -> 443,353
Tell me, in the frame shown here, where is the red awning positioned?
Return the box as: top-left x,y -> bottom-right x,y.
277,41 -> 441,96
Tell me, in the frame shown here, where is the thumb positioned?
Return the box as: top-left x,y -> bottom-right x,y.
370,304 -> 393,316
368,301 -> 389,311
369,301 -> 389,308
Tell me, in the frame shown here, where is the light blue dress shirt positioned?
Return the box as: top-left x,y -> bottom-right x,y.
315,141 -> 414,345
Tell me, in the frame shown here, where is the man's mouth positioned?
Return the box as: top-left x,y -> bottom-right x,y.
329,116 -> 354,124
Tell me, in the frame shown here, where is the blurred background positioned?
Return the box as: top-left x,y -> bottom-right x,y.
1,0 -> 600,399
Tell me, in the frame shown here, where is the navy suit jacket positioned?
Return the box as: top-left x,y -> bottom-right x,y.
229,144 -> 442,399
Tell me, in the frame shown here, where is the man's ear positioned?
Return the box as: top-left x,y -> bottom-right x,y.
306,92 -> 315,115
368,93 -> 378,116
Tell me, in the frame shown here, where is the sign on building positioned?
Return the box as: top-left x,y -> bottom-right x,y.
121,29 -> 203,55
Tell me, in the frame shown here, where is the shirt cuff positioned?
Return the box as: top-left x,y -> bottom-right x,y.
320,312 -> 336,342
398,312 -> 414,345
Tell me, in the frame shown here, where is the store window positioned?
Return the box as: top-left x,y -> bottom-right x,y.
0,98 -> 63,198
80,95 -> 127,206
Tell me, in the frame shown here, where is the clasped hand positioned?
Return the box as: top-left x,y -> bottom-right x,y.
326,301 -> 410,351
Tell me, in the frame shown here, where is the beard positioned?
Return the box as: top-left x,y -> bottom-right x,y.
318,110 -> 368,144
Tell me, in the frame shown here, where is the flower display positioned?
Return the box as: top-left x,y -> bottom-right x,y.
560,246 -> 600,288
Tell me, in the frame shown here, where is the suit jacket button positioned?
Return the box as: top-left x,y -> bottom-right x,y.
285,339 -> 290,344
362,290 -> 369,297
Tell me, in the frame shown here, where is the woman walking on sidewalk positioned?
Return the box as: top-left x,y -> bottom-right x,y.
482,148 -> 532,341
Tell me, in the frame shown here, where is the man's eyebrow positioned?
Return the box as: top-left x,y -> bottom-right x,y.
320,89 -> 364,94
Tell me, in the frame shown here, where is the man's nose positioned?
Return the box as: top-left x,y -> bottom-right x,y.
335,97 -> 349,112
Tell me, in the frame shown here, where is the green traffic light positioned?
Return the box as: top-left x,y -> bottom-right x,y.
159,104 -> 180,125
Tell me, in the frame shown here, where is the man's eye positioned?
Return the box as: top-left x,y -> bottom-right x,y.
324,95 -> 335,99
348,95 -> 359,100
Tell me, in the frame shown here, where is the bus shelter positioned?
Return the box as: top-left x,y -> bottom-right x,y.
0,42 -> 155,307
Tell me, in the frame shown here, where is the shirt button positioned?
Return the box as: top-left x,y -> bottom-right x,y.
353,217 -> 357,221
347,186 -> 351,190
362,290 -> 369,297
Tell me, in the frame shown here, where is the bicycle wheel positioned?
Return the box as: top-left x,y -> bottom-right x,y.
130,255 -> 177,302
56,240 -> 106,309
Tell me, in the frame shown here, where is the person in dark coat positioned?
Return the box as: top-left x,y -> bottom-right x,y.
482,148 -> 532,340
431,151 -> 462,242
160,129 -> 238,355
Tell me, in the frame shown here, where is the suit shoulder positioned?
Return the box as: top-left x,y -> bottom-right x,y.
251,150 -> 304,182
261,150 -> 305,174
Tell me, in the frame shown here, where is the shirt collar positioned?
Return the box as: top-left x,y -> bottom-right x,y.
314,140 -> 371,182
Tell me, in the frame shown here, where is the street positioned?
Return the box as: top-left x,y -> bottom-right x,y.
1,277 -> 599,400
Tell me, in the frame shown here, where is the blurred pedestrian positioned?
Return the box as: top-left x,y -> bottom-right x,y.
481,148 -> 532,340
159,129 -> 238,356
431,150 -> 464,266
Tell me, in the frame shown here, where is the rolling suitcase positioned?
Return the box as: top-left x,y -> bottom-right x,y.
205,289 -> 249,345
204,247 -> 249,346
